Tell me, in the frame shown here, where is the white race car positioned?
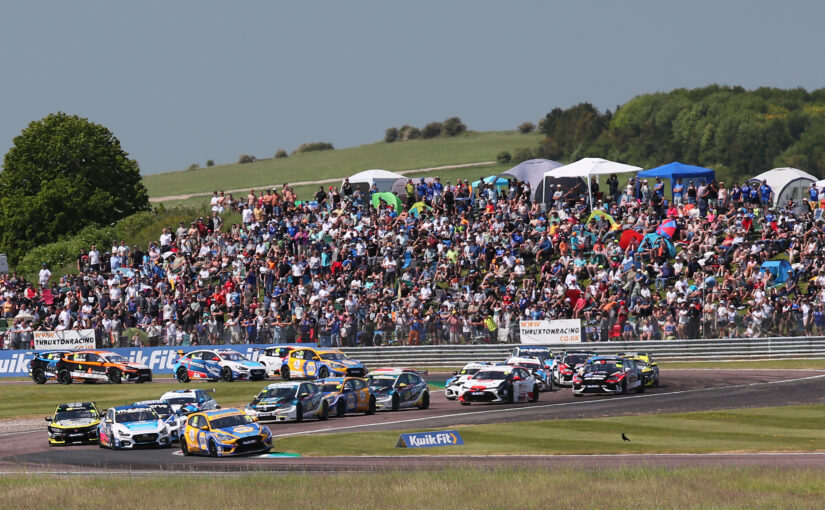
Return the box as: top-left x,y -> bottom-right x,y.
254,346 -> 297,377
555,351 -> 597,387
445,362 -> 491,400
505,356 -> 553,391
133,400 -> 186,442
173,349 -> 267,382
159,389 -> 220,415
458,365 -> 539,405
97,405 -> 172,449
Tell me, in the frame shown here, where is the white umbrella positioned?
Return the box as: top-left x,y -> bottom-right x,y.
15,312 -> 34,321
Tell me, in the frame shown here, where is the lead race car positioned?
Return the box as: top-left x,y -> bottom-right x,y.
173,348 -> 267,382
458,365 -> 539,405
573,356 -> 645,396
181,408 -> 272,457
445,362 -> 491,400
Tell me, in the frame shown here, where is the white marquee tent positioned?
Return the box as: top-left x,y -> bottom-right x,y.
499,158 -> 564,201
345,169 -> 405,194
749,167 -> 819,208
545,158 -> 642,205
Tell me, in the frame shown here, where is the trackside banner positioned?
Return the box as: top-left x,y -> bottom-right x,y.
0,342 -> 315,377
34,330 -> 96,351
519,319 -> 582,344
395,430 -> 464,448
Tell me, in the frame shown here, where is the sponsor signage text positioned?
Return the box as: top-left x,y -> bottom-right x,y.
519,319 -> 582,344
395,430 -> 464,448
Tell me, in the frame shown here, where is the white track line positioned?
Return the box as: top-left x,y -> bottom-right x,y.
269,373 -> 825,438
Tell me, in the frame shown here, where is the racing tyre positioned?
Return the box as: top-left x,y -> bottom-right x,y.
208,440 -> 218,458
108,368 -> 122,384
281,366 -> 290,380
417,391 -> 430,410
176,367 -> 190,383
318,401 -> 329,421
366,396 -> 376,415
636,381 -> 645,393
336,399 -> 346,418
621,380 -> 627,395
57,369 -> 72,385
317,367 -> 329,379
295,403 -> 303,423
505,384 -> 514,404
32,367 -> 47,384
391,393 -> 400,411
180,441 -> 190,456
654,374 -> 660,387
530,385 -> 540,402
221,366 -> 234,382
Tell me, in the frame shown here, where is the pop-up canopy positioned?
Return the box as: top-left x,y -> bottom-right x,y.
499,158 -> 563,201
346,169 -> 405,194
546,158 -> 642,206
637,162 -> 715,196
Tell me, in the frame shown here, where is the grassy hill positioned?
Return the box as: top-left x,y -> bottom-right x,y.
143,131 -> 543,198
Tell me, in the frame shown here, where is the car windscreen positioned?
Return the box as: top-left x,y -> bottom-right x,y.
102,353 -> 128,363
458,368 -> 481,376
584,363 -> 621,374
320,383 -> 342,392
115,409 -> 158,423
259,387 -> 297,400
163,397 -> 196,405
367,375 -> 396,390
563,354 -> 591,366
144,403 -> 174,417
473,370 -> 508,380
517,363 -> 540,371
55,409 -> 97,421
320,352 -> 347,361
219,352 -> 245,361
209,414 -> 254,429
520,349 -> 549,360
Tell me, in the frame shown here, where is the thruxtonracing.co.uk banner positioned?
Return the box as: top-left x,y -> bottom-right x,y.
519,319 -> 582,344
33,330 -> 96,351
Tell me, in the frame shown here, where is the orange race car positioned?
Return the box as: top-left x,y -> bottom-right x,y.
54,350 -> 152,384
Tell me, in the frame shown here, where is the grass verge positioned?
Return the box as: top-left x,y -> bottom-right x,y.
279,404 -> 825,456
2,468 -> 825,509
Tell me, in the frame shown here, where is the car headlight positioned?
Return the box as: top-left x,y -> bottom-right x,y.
214,433 -> 234,443
236,365 -> 249,372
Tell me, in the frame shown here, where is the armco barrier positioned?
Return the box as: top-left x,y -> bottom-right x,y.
0,343 -> 314,378
3,337 -> 825,377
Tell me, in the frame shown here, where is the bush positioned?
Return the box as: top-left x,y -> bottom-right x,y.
293,142 -> 334,154
442,117 -> 467,137
422,122 -> 442,139
274,149 -> 288,159
206,160 -> 215,167
512,147 -> 535,164
238,154 -> 256,164
399,125 -> 421,141
497,151 -> 512,165
518,122 -> 535,134
187,163 -> 200,171
384,127 -> 399,143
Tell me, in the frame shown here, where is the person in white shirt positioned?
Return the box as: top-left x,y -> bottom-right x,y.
38,263 -> 51,288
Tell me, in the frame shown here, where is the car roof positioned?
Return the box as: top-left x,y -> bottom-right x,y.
55,402 -> 95,410
161,389 -> 201,396
263,382 -> 302,389
201,408 -> 244,418
370,367 -> 419,374
133,400 -> 168,406
112,404 -> 153,411
508,356 -> 542,364
478,365 -> 515,374
317,377 -> 345,383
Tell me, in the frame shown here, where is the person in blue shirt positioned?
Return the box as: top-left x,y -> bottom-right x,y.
672,178 -> 684,204
809,183 -> 819,202
653,177 -> 665,199
759,180 -> 772,212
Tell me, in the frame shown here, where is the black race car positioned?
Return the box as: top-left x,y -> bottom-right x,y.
28,350 -> 70,384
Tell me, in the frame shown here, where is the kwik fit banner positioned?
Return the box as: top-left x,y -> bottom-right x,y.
0,343 -> 314,377
519,319 -> 582,344
34,330 -> 96,350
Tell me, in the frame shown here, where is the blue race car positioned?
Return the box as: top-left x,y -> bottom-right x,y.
173,349 -> 267,382
180,408 -> 272,457
28,350 -> 70,384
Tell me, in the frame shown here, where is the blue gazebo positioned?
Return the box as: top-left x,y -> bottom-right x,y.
637,162 -> 716,195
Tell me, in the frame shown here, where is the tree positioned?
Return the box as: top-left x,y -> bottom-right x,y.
0,112 -> 149,264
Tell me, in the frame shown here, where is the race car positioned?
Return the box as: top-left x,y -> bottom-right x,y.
181,408 -> 272,457
505,356 -> 554,391
28,350 -> 70,384
255,346 -> 296,376
511,346 -> 558,375
54,350 -> 152,384
133,400 -> 186,441
555,351 -> 597,387
280,348 -> 365,380
172,348 -> 267,382
365,368 -> 429,411
572,356 -> 645,396
457,365 -> 539,405
159,389 -> 220,414
45,402 -> 101,446
97,404 -> 173,449
618,351 -> 660,387
317,377 -> 376,416
445,362 -> 492,400
245,381 -> 329,422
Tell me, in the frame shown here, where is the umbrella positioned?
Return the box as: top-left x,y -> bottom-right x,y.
409,201 -> 433,217
15,312 -> 34,321
619,230 -> 644,251
655,219 -> 678,239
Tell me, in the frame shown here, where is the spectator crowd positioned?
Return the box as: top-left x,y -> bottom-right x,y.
3,172 -> 825,350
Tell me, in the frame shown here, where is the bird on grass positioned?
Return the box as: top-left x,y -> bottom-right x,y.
621,433 -> 630,442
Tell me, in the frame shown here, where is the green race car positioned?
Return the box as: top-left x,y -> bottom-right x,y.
45,402 -> 101,446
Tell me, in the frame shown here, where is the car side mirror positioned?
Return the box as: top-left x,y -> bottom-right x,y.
212,357 -> 220,361
300,392 -> 308,398
398,383 -> 408,389
45,417 -> 52,422
200,425 -> 209,431
452,371 -> 458,375
105,418 -> 113,424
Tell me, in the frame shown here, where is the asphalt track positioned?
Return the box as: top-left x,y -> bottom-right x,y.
3,369 -> 825,472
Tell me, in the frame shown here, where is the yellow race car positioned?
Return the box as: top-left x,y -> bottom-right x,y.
181,408 -> 272,457
317,377 -> 377,416
280,347 -> 365,380
46,402 -> 101,446
618,352 -> 660,387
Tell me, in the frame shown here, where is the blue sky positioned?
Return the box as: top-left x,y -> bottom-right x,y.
2,1 -> 824,174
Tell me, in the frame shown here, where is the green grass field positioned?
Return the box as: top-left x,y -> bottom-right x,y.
278,404 -> 825,457
143,131 -> 542,198
2,468 -> 824,509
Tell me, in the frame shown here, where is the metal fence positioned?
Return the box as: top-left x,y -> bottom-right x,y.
339,336 -> 825,367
